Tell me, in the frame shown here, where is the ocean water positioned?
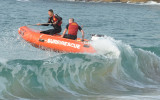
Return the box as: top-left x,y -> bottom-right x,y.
1,0 -> 160,99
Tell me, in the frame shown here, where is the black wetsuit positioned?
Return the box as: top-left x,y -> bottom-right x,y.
40,14 -> 62,35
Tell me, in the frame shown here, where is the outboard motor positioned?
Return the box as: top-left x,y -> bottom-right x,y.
91,34 -> 105,41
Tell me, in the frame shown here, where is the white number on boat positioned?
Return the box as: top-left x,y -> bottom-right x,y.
47,39 -> 81,49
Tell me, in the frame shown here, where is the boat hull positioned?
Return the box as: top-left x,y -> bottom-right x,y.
18,26 -> 96,53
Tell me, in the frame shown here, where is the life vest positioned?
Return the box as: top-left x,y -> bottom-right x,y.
68,22 -> 79,36
53,15 -> 62,26
49,15 -> 62,26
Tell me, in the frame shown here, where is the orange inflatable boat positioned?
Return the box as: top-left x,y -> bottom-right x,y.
18,26 -> 96,53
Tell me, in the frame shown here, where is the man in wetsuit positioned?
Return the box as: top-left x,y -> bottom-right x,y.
61,18 -> 84,41
37,9 -> 62,35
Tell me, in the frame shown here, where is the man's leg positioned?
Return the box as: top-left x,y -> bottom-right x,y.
50,28 -> 62,35
40,29 -> 53,35
63,34 -> 69,38
49,29 -> 57,35
63,34 -> 77,40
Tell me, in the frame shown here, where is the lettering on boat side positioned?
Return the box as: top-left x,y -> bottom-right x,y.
47,39 -> 81,49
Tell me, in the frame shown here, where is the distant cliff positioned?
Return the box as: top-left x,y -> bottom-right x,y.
85,0 -> 160,3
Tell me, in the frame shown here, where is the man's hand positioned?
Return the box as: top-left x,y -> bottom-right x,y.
61,35 -> 64,38
37,23 -> 41,26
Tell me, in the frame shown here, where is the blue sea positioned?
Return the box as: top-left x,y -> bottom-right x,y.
1,0 -> 160,99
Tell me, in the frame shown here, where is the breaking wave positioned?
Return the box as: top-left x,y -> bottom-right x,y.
0,36 -> 160,99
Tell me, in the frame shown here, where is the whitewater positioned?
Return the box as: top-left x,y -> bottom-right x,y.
1,0 -> 160,99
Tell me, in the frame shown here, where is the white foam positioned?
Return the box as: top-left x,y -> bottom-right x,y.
126,1 -> 160,5
16,0 -> 29,2
0,58 -> 8,66
90,36 -> 121,59
142,1 -> 160,5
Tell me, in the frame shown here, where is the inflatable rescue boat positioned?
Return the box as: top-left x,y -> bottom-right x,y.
18,26 -> 96,53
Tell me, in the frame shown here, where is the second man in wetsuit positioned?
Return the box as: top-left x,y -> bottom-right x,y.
37,9 -> 62,35
61,18 -> 84,41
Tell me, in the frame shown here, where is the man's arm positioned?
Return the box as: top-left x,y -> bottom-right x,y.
78,26 -> 84,41
53,14 -> 62,25
41,23 -> 50,26
61,28 -> 67,38
61,24 -> 69,38
81,30 -> 84,41
37,18 -> 51,26
41,19 -> 50,26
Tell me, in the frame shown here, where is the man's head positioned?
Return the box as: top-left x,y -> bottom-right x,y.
48,9 -> 54,17
69,18 -> 74,23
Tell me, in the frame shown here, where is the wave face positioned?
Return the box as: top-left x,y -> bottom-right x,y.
0,36 -> 160,99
